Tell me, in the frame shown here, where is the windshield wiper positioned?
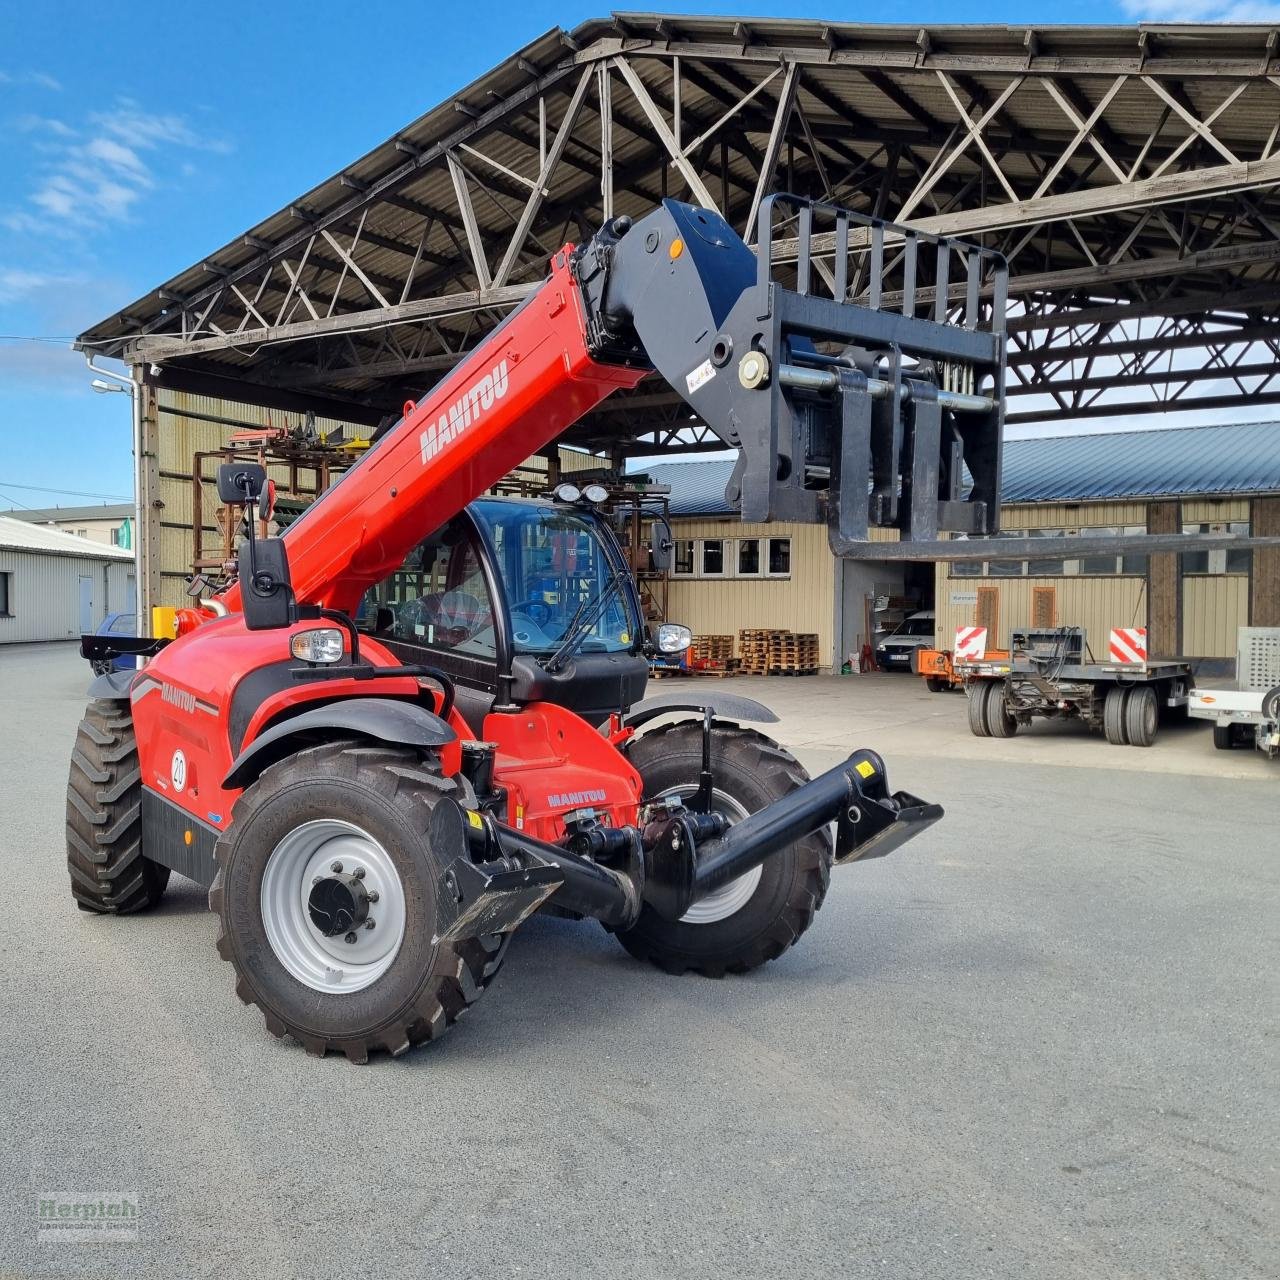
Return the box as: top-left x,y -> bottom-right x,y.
544,572 -> 626,673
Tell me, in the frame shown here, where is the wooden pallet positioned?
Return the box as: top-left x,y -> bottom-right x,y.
691,633 -> 735,663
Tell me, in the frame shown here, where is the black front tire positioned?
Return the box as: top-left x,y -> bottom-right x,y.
209,741 -> 507,1062
616,723 -> 832,977
1125,685 -> 1158,747
1212,723 -> 1236,751
926,676 -> 950,693
66,700 -> 170,913
984,681 -> 1018,737
967,684 -> 992,737
1103,687 -> 1129,746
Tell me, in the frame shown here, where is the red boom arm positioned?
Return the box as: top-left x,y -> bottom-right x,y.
224,248 -> 646,616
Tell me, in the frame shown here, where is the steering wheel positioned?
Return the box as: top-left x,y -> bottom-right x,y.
510,598 -> 553,627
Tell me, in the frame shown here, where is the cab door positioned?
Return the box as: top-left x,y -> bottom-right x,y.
358,513 -> 502,733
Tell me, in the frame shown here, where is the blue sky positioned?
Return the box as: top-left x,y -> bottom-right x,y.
0,0 -> 1260,510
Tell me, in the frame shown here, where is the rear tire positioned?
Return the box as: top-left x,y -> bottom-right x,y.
926,676 -> 950,693
616,723 -> 832,977
1125,685 -> 1158,748
209,741 -> 507,1062
983,681 -> 1018,737
1103,687 -> 1129,746
66,700 -> 169,913
1212,723 -> 1236,751
967,684 -> 992,737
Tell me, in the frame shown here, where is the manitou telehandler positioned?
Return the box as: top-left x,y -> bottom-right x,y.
69,196 -> 1007,1061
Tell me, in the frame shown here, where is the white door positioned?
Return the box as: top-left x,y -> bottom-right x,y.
78,575 -> 94,632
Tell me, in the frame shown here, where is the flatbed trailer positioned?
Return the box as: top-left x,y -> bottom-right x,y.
964,627 -> 1193,747
1189,627 -> 1280,759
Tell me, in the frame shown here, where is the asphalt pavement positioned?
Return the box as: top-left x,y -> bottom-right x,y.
1,642 -> 1275,1279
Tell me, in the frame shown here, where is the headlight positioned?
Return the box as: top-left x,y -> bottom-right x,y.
656,623 -> 692,653
290,627 -> 345,664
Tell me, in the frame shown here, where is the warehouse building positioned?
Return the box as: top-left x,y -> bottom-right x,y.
0,517 -> 135,645
641,421 -> 1280,671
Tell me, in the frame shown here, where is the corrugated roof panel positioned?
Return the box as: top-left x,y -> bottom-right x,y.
635,421 -> 1280,515
0,516 -> 135,559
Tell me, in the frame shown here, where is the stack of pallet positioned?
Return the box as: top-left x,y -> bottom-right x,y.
689,634 -> 740,677
766,631 -> 820,675
738,628 -> 778,675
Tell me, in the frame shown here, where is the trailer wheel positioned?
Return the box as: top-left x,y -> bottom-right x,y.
983,681 -> 1018,737
1212,723 -> 1236,751
616,723 -> 831,977
1124,686 -> 1158,748
967,684 -> 992,737
926,676 -> 950,693
209,740 -> 507,1062
1103,687 -> 1129,746
66,699 -> 170,914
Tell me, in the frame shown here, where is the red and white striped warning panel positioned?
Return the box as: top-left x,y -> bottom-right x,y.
954,626 -> 988,660
1109,627 -> 1148,664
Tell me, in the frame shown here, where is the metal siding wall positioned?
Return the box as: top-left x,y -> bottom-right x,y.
935,574 -> 1147,651
666,521 -> 837,667
0,551 -> 129,643
1182,577 -> 1249,657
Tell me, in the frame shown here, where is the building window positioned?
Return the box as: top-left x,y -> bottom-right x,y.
672,539 -> 696,577
737,537 -> 762,577
948,523 -> 1147,577
699,538 -> 727,577
76,528 -> 87,538
1026,528 -> 1065,576
766,537 -> 791,577
0,572 -> 11,616
110,528 -> 121,546
1182,522 -> 1250,575
668,534 -> 791,579
986,530 -> 1025,577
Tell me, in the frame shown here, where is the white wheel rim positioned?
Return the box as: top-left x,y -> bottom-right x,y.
260,819 -> 406,994
660,786 -> 762,925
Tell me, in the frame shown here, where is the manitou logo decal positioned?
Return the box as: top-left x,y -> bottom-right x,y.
419,360 -> 510,464
547,788 -> 609,808
160,683 -> 197,714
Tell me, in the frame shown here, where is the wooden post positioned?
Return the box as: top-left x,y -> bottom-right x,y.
1146,499 -> 1181,656
1251,496 -> 1280,626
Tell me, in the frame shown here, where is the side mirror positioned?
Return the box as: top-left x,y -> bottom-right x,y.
217,462 -> 267,506
655,622 -> 692,654
240,537 -> 295,631
650,517 -> 674,572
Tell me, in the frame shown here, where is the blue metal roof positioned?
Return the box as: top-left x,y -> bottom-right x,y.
633,422 -> 1280,516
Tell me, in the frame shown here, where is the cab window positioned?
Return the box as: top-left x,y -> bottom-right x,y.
360,523 -> 499,659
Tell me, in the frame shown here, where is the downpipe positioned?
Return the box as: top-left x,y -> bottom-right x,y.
432,750 -> 942,940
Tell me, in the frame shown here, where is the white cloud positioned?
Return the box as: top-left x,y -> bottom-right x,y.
1120,0 -> 1280,19
0,268 -> 71,304
3,97 -> 231,237
0,70 -> 62,90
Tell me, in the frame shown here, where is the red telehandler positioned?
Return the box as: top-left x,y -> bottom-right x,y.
70,196 -> 1007,1061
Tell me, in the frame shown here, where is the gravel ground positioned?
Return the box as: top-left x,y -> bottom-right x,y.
1,642 -> 1275,1279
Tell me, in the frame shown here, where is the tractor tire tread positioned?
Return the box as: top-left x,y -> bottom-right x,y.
210,739 -> 508,1063
616,723 -> 830,977
65,699 -> 169,914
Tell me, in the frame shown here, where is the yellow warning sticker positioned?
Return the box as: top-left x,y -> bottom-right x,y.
855,760 -> 876,779
466,809 -> 484,829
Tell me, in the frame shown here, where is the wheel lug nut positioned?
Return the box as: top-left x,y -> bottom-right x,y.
366,890 -> 379,903
364,919 -> 376,931
331,861 -> 343,874
344,931 -> 358,944
352,867 -> 365,880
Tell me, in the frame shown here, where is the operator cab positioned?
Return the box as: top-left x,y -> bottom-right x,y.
359,496 -> 652,732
